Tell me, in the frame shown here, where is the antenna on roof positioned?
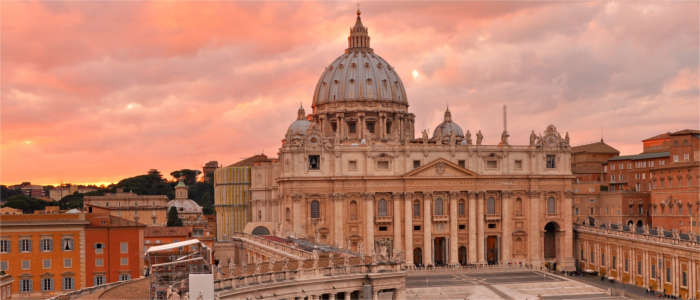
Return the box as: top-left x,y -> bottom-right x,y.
601,128 -> 604,142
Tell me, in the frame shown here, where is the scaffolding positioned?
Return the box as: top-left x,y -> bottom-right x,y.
146,239 -> 212,300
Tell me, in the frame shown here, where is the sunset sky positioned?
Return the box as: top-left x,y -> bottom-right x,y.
2,1 -> 698,186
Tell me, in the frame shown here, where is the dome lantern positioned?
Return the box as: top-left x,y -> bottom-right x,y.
348,9 -> 370,50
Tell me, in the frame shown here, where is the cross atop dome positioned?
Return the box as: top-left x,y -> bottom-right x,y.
348,9 -> 370,50
297,104 -> 306,120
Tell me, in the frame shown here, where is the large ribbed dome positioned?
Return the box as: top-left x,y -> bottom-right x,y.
312,11 -> 408,107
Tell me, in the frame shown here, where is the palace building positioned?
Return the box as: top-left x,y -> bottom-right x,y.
218,11 -> 576,271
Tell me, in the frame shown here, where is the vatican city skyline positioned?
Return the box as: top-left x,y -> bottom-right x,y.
2,2 -> 698,186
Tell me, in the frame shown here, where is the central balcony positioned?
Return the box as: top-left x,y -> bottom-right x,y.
432,215 -> 449,222
374,216 -> 393,224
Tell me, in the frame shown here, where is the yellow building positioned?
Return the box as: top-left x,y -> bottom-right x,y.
214,154 -> 274,240
0,214 -> 88,298
83,189 -> 168,226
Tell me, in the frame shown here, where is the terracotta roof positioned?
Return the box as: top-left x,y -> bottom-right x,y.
87,214 -> 146,228
669,129 -> 700,136
643,132 -> 671,142
227,154 -> 274,167
572,164 -> 602,174
572,140 -> 619,154
144,226 -> 192,237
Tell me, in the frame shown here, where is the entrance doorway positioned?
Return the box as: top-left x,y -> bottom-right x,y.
413,248 -> 422,267
486,236 -> 498,265
434,237 -> 447,266
458,246 -> 467,266
544,222 -> 559,260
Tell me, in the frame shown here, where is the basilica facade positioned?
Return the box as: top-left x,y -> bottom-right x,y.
243,11 -> 575,271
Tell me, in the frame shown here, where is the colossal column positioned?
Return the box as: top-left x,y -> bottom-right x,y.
449,192 -> 458,265
468,191 -> 477,263
528,191 -> 541,265
501,191 -> 512,263
334,193 -> 344,248
365,193 -> 375,255
423,192 -> 433,266
477,192 -> 485,264
404,193 -> 414,266
393,193 -> 402,257
562,191 -> 575,270
293,194 -> 304,237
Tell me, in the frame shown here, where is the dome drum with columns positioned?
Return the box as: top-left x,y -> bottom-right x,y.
232,10 -> 576,272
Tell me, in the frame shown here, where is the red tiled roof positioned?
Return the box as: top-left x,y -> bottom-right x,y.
571,140 -> 620,154
227,154 -> 275,167
87,214 -> 146,227
642,132 -> 671,142
669,129 -> 700,136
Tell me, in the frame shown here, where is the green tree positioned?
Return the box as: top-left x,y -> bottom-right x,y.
0,185 -> 21,202
167,206 -> 183,227
117,169 -> 173,199
3,194 -> 57,213
58,190 -> 107,210
170,169 -> 202,185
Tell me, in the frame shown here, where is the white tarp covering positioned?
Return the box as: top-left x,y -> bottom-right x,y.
146,239 -> 202,254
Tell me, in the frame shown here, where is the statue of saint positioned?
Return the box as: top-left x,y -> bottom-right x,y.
476,130 -> 483,145
530,130 -> 537,146
500,130 -> 509,145
421,129 -> 429,144
466,130 -> 472,145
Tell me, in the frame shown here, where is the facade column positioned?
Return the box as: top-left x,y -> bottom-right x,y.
329,293 -> 336,300
528,191 -> 542,265
365,194 -> 375,255
468,192 -> 477,263
562,191 -> 575,270
334,194 -> 345,248
502,191 -> 512,263
344,292 -> 351,300
392,193 -> 402,258
405,193 -> 413,266
293,194 -> 304,237
477,192 -> 485,264
359,114 -> 364,140
449,192 -> 459,265
423,193 -> 433,266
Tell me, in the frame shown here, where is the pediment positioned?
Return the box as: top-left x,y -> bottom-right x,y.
403,158 -> 478,178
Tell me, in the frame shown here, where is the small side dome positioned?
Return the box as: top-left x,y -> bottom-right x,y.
286,105 -> 311,137
432,107 -> 464,138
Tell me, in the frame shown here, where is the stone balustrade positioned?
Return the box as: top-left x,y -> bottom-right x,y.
574,223 -> 700,251
230,232 -> 316,260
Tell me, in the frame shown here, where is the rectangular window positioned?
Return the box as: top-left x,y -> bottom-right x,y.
366,121 -> 375,133
0,261 -> 7,272
649,161 -> 654,167
459,224 -> 466,230
673,155 -> 679,162
458,160 -> 465,168
64,258 -> 72,268
627,163 -> 632,169
651,263 -> 656,278
376,160 -> 389,169
308,155 -> 320,170
348,160 -> 357,171
682,271 -> 687,286
22,259 -> 30,270
120,257 -> 128,265
0,240 -> 9,253
487,160 -> 497,168
20,239 -> 32,252
601,253 -> 605,266
660,160 -> 665,166
684,153 -> 689,160
590,251 -> 595,263
347,121 -> 356,134
20,279 -> 32,292
94,243 -> 104,254
580,249 -> 584,260
413,160 -> 421,169
546,155 -> 556,168
43,259 -> 51,269
637,261 -> 642,275
413,225 -> 421,231
642,173 -> 646,179
42,278 -> 53,291
612,256 -> 617,270
94,275 -> 105,286
413,201 -> 420,217
514,160 -> 522,169
62,237 -> 74,251
666,267 -> 671,282
119,273 -> 131,281
120,242 -> 128,254
95,258 -> 104,267
40,238 -> 53,252
63,277 -> 74,290
625,258 -> 629,272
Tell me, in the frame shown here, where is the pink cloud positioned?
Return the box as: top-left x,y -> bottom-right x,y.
1,1 -> 697,185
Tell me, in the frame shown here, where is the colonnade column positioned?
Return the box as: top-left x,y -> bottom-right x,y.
477,192 -> 485,264
468,192 -> 477,263
365,194 -> 375,255
501,191 -> 512,263
423,193 -> 433,266
358,113 -> 364,140
333,194 -> 344,248
449,192 -> 458,265
405,193 -> 413,266
393,193 -> 402,257
528,191 -> 541,265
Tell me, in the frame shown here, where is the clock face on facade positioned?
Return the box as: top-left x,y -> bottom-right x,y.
545,135 -> 557,145
309,136 -> 319,144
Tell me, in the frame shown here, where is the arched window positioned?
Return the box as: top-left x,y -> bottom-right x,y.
378,199 -> 388,217
515,198 -> 523,216
458,200 -> 465,217
350,201 -> 358,220
310,200 -> 320,219
547,197 -> 556,215
434,198 -> 444,216
487,197 -> 495,215
413,200 -> 420,217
